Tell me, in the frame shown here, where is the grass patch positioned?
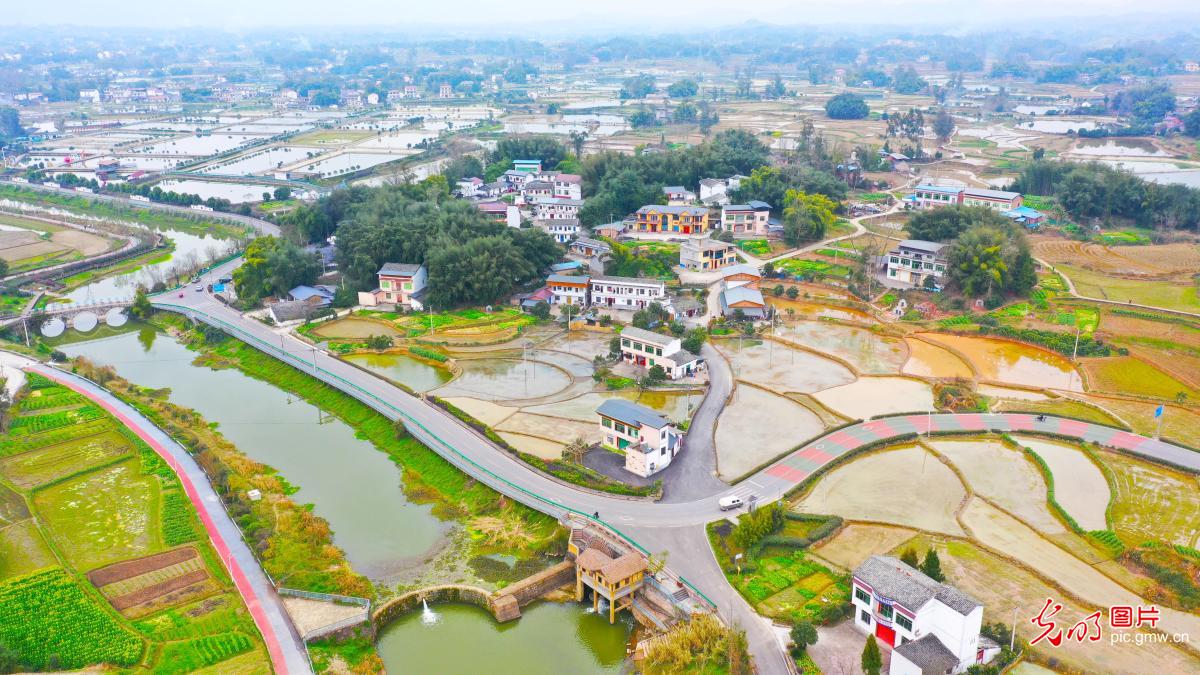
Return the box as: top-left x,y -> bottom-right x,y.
1081,357 -> 1199,400
1056,263 -> 1200,313
776,258 -> 851,279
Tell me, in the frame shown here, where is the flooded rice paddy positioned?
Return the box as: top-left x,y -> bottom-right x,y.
433,359 -> 571,401
901,339 -> 973,379
722,338 -> 855,393
341,352 -> 452,393
716,386 -> 823,480
775,321 -> 907,374
811,377 -> 935,419
919,334 -> 1082,391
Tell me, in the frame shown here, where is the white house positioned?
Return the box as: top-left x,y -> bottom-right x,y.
546,274 -> 590,306
358,262 -> 427,310
699,178 -> 729,206
663,185 -> 696,205
852,556 -> 999,675
596,399 -> 682,477
589,276 -> 669,311
537,218 -> 581,244
616,326 -> 702,379
886,240 -> 948,287
532,197 -> 583,221
721,201 -> 772,236
552,173 -> 582,200
906,185 -> 1023,212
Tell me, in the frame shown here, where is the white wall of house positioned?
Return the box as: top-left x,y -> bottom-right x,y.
590,280 -> 667,309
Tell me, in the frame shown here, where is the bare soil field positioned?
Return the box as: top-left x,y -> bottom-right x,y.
929,439 -> 1065,535
924,535 -> 1200,675
811,523 -> 917,571
1033,238 -> 1200,280
1097,311 -> 1200,350
961,498 -> 1200,640
793,444 -> 966,535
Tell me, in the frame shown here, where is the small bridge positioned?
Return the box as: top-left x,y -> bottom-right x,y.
0,299 -> 133,333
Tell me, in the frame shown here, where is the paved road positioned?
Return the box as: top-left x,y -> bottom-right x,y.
13,355 -> 311,675
152,261 -> 1200,673
660,342 -> 734,503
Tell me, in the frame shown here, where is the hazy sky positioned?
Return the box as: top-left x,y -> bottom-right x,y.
6,0 -> 1195,31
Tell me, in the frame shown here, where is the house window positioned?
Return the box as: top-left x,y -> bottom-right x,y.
855,588 -> 870,604
860,609 -> 871,625
622,339 -> 630,347
890,256 -> 899,264
877,603 -> 893,620
381,280 -> 392,290
602,418 -> 612,428
935,265 -> 945,272
896,614 -> 913,631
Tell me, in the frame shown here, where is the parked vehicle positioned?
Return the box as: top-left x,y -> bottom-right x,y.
718,495 -> 744,511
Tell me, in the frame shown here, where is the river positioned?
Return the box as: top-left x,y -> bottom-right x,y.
60,330 -> 451,582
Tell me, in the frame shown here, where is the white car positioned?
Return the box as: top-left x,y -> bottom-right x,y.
718,495 -> 744,511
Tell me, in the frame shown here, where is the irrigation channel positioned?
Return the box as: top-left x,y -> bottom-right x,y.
60,329 -> 633,671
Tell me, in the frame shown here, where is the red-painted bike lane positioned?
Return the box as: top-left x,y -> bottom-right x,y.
33,365 -> 307,674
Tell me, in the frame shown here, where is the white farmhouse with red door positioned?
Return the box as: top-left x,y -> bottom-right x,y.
852,556 -> 1000,675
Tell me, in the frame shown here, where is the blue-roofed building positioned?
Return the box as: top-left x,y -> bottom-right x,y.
596,399 -> 683,477
550,260 -> 584,273
1001,206 -> 1046,228
287,284 -> 336,307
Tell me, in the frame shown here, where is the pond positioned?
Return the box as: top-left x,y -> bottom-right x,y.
920,334 -> 1082,391
1069,138 -> 1172,158
902,338 -> 973,379
155,179 -> 281,204
60,331 -> 451,583
342,352 -> 452,393
376,601 -> 631,674
311,316 -> 402,339
767,298 -> 870,322
434,358 -> 571,401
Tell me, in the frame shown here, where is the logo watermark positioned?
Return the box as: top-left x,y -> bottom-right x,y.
1028,598 -> 1190,648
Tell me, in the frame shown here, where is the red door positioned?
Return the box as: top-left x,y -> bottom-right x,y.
875,622 -> 896,647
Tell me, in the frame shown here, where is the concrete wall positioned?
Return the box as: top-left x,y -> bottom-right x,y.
372,584 -> 492,626
496,560 -> 576,607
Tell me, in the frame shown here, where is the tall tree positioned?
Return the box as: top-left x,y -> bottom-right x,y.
781,190 -> 839,246
232,236 -> 321,305
862,635 -> 883,675
933,110 -> 955,143
921,549 -> 946,582
825,93 -> 869,120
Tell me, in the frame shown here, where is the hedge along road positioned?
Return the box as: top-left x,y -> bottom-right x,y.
11,354 -> 312,675
153,258 -> 1200,674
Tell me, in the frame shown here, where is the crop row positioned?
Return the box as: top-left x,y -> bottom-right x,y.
9,405 -> 106,435
0,568 -> 143,669
18,390 -> 85,412
161,489 -> 201,546
155,631 -> 254,674
0,418 -> 115,457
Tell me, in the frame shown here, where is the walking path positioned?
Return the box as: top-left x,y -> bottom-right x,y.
1035,257 -> 1200,320
12,354 -> 311,675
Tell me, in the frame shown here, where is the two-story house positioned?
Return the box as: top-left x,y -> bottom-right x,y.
885,240 -> 948,287
680,237 -> 737,271
699,178 -> 730,206
721,201 -> 772,236
537,218 -> 581,244
596,399 -> 683,477
717,264 -> 766,319
533,197 -> 583,221
852,556 -> 1000,675
589,276 -> 669,311
552,173 -> 583,200
546,274 -> 590,305
358,262 -> 428,310
907,185 -> 1023,212
616,326 -> 702,379
635,205 -> 711,235
662,185 -> 696,205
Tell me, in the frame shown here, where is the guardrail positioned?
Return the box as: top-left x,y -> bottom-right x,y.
278,587 -> 371,609
151,300 -> 719,612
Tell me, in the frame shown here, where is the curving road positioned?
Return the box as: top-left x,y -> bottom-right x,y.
8,354 -> 311,675
150,259 -> 1200,674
